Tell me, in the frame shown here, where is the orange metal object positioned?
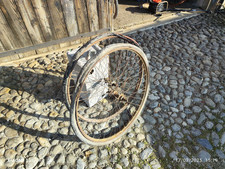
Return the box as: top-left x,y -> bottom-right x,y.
153,0 -> 162,3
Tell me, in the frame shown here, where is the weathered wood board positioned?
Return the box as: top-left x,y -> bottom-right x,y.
0,0 -> 112,61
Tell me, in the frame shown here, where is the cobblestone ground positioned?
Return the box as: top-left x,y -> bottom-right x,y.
0,12 -> 225,169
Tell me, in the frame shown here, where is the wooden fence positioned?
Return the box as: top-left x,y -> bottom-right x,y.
0,0 -> 113,62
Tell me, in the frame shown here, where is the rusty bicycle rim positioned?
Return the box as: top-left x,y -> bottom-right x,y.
71,44 -> 150,144
65,33 -> 139,109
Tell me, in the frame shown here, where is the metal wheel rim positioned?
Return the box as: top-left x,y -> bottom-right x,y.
73,46 -> 149,143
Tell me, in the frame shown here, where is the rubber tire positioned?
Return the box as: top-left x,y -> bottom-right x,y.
70,43 -> 150,146
63,33 -> 139,109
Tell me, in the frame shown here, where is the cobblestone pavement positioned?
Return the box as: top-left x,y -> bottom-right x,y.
0,12 -> 225,169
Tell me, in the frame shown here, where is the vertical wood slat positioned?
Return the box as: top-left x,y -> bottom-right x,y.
0,8 -> 30,60
98,0 -> 107,29
108,0 -> 113,30
0,0 -> 33,47
61,0 -> 79,37
104,0 -> 109,28
86,0 -> 99,32
61,0 -> 80,45
16,0 -> 48,54
31,0 -> 53,41
0,9 -> 19,50
0,40 -> 5,52
31,0 -> 59,51
0,0 -> 36,57
74,0 -> 90,33
47,0 -> 69,47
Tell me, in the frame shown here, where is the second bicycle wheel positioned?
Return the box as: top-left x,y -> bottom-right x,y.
63,33 -> 139,110
71,43 -> 150,145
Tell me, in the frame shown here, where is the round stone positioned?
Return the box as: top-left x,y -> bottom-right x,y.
197,113 -> 206,125
38,147 -> 48,159
205,121 -> 214,129
76,158 -> 85,169
184,98 -> 191,107
25,157 -> 39,169
197,139 -> 213,150
192,106 -> 202,113
50,145 -> 63,155
123,140 -> 130,148
89,154 -> 97,161
186,119 -> 193,125
115,164 -> 122,169
172,124 -> 181,132
221,132 -> 225,145
4,128 -> 18,138
89,162 -> 97,168
66,154 -> 76,164
5,137 -> 23,148
137,134 -> 145,141
216,149 -> 225,159
140,148 -> 153,160
205,98 -> 216,108
131,154 -> 139,164
121,157 -> 129,167
214,94 -> 222,103
99,149 -> 108,158
121,148 -> 128,155
198,150 -> 211,162
4,149 -> 17,159
169,151 -> 177,160
158,145 -> 166,158
56,153 -> 65,164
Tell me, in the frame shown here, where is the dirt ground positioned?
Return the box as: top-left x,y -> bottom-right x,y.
114,0 -> 204,32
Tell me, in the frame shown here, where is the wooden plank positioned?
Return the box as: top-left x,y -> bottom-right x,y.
74,0 -> 90,33
61,0 -> 79,37
97,0 -> 107,29
47,0 -> 69,48
0,8 -> 28,60
0,40 -> 5,52
61,0 -> 80,46
16,0 -> 48,53
47,0 -> 68,39
0,9 -> 19,50
108,0 -> 113,30
19,50 -> 37,58
31,0 -> 59,51
86,0 -> 99,32
16,0 -> 44,44
31,0 -> 54,41
104,0 -> 109,27
0,28 -> 109,58
0,0 -> 33,47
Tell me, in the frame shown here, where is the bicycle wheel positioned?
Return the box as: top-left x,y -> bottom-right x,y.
63,33 -> 139,109
70,43 -> 150,145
